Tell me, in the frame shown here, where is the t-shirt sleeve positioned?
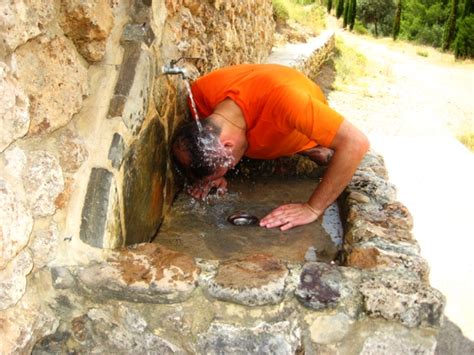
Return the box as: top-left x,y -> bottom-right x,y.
273,87 -> 345,147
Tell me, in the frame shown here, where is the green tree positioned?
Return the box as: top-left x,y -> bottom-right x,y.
343,0 -> 350,27
357,0 -> 396,36
454,0 -> 473,58
442,0 -> 459,50
454,14 -> 474,58
392,0 -> 402,39
349,0 -> 357,30
336,0 -> 345,18
327,0 -> 333,13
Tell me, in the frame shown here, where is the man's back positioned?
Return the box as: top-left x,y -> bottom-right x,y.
190,64 -> 344,159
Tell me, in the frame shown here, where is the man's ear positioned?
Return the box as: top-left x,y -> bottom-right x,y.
222,139 -> 235,149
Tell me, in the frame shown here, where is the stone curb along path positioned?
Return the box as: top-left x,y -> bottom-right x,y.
37,150 -> 445,354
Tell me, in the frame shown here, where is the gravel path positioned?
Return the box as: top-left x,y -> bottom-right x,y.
319,26 -> 474,344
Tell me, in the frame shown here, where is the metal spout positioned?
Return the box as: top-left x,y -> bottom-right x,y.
161,64 -> 188,78
161,57 -> 203,79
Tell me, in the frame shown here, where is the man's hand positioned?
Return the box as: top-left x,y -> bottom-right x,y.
260,203 -> 320,231
187,177 -> 228,200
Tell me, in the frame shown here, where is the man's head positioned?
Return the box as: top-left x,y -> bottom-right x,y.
172,118 -> 235,183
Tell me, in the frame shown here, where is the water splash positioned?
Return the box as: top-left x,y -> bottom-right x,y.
183,79 -> 202,131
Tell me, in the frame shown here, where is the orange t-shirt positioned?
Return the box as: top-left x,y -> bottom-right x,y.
190,64 -> 344,159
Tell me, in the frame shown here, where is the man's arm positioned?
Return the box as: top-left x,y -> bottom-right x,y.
259,120 -> 369,231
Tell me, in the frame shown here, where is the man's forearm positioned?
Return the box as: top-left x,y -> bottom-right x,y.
307,121 -> 369,215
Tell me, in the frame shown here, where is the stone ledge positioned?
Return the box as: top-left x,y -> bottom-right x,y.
52,244 -> 199,304
200,254 -> 289,306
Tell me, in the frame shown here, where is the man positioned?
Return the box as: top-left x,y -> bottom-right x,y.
172,64 -> 369,231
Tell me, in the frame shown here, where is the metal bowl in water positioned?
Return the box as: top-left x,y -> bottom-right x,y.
227,212 -> 259,226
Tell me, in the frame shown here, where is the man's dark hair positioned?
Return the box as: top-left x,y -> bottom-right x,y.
171,118 -> 229,182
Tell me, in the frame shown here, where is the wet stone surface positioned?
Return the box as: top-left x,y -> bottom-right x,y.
69,244 -> 199,303
202,254 -> 288,306
123,119 -> 166,245
156,177 -> 339,262
295,262 -> 342,310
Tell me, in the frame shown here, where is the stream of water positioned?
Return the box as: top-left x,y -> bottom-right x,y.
183,79 -> 202,131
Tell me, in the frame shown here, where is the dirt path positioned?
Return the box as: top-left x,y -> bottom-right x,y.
324,20 -> 474,138
319,22 -> 474,345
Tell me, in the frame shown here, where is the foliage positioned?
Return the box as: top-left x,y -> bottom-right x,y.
295,0 -> 317,4
327,0 -> 333,13
343,0 -> 350,27
332,38 -> 368,89
458,130 -> 474,152
398,0 -> 449,48
336,0 -> 345,18
354,19 -> 369,34
272,0 -> 327,31
349,0 -> 357,30
272,0 -> 290,24
442,0 -> 459,50
357,0 -> 396,36
392,0 -> 402,40
454,14 -> 474,58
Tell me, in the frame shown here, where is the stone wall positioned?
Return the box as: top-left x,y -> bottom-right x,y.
0,0 -> 274,353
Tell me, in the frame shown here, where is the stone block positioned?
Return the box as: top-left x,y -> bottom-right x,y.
295,262 -> 342,310
75,244 -> 199,303
359,271 -> 445,328
59,0 -> 114,62
345,201 -> 413,231
0,0 -> 55,56
347,170 -> 397,204
202,254 -> 288,306
57,129 -> 89,173
14,35 -> 88,136
198,321 -> 301,355
0,62 -> 29,152
29,221 -> 59,270
123,119 -> 166,244
108,42 -> 154,135
345,220 -> 415,246
357,151 -> 389,180
360,330 -> 436,354
51,267 -> 75,289
33,304 -> 184,354
346,244 -> 429,282
306,313 -> 352,345
0,250 -> 33,310
0,282 -> 58,354
0,178 -> 33,269
4,146 -> 27,179
121,23 -> 155,47
23,151 -> 64,217
80,167 -> 123,249
108,133 -> 126,169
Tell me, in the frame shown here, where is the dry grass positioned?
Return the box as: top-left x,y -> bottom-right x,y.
274,0 -> 327,33
332,38 -> 368,90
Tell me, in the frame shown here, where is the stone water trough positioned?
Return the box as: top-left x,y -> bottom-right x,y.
34,32 -> 446,354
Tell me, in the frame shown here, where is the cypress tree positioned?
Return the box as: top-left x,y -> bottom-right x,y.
392,0 -> 402,40
442,0 -> 459,50
327,0 -> 333,13
336,0 -> 344,19
343,0 -> 350,27
349,0 -> 357,30
454,0 -> 474,58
